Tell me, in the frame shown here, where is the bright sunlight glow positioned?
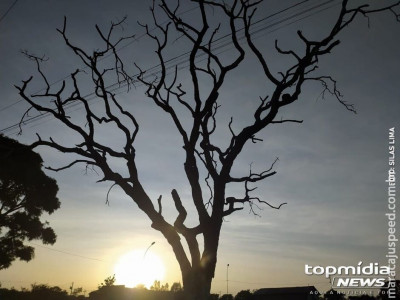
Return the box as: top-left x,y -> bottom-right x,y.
114,249 -> 166,288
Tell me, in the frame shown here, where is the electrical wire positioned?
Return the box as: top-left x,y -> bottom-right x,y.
0,0 -> 18,24
0,4 -> 199,112
1,0 -> 336,136
0,0 -> 317,120
0,0 -> 339,136
28,241 -> 106,263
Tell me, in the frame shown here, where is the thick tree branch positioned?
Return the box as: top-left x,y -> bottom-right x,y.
45,159 -> 97,172
171,189 -> 201,268
14,1 -> 400,297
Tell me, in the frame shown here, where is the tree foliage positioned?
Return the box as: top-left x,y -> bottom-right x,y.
15,0 -> 400,299
0,284 -> 87,300
150,280 -> 169,291
71,287 -> 84,297
170,282 -> 183,293
220,294 -> 234,300
0,135 -> 60,269
97,274 -> 116,289
234,290 -> 253,300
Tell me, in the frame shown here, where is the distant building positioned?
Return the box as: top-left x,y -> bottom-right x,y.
253,286 -> 320,300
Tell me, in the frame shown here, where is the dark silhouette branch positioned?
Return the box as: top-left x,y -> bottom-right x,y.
270,119 -> 304,124
224,180 -> 286,217
15,1 -> 400,298
306,75 -> 356,113
105,183 -> 117,206
171,189 -> 201,268
45,159 -> 97,172
16,16 -> 193,278
157,195 -> 163,215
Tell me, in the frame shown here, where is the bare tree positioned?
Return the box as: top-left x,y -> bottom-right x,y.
16,1 -> 399,299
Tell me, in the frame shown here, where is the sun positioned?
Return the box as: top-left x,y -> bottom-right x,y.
114,249 -> 165,288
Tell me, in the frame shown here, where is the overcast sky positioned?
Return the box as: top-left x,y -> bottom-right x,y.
0,0 -> 399,296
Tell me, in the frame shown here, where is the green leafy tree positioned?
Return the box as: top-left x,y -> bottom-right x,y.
0,135 -> 60,269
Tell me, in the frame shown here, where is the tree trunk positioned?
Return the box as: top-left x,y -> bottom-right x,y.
181,222 -> 221,300
182,266 -> 213,300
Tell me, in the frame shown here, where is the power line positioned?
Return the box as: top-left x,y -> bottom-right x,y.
28,242 -> 106,263
0,0 -> 313,119
127,0 -> 314,76
0,0 -> 18,24
1,0 -> 335,135
0,0 -> 338,135
0,4 -> 199,112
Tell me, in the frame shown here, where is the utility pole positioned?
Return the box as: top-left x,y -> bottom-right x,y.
69,282 -> 74,295
226,264 -> 229,294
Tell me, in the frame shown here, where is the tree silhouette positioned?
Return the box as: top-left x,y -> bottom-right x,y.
71,287 -> 84,297
234,290 -> 253,300
0,284 -> 89,300
171,282 -> 183,293
0,135 -> 59,269
30,284 -> 69,300
220,294 -> 234,300
150,280 -> 169,291
97,274 -> 116,289
15,1 -> 400,299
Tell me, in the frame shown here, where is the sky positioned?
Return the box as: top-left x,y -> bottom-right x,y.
0,0 -> 399,297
